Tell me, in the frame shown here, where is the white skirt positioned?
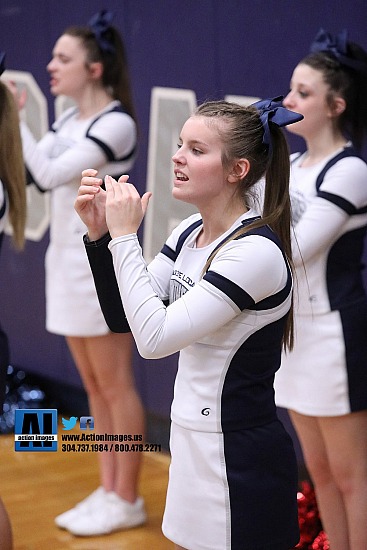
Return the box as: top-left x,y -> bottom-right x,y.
45,243 -> 109,337
275,307 -> 367,416
163,423 -> 229,550
162,421 -> 299,550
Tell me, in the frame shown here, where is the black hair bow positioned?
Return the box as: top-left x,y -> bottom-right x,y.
251,96 -> 303,155
310,28 -> 366,72
88,9 -> 115,55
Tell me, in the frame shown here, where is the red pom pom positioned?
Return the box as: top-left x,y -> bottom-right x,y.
294,481 -> 324,549
311,531 -> 330,549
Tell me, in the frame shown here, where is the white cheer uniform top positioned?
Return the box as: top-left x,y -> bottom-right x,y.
275,146 -> 367,415
109,211 -> 292,433
21,101 -> 136,336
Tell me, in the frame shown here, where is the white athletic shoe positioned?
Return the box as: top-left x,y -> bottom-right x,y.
66,492 -> 146,536
55,486 -> 107,529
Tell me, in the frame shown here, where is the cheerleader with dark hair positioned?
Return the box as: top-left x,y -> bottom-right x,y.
275,29 -> 367,550
8,12 -> 146,536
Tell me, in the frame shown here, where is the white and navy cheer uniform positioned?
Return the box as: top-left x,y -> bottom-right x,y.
275,145 -> 367,416
85,210 -> 299,550
21,100 -> 136,336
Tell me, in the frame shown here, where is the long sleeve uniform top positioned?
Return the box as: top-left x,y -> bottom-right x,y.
290,146 -> 367,315
20,100 -> 136,246
87,210 -> 292,433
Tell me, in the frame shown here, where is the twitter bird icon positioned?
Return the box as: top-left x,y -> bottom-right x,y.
62,416 -> 78,430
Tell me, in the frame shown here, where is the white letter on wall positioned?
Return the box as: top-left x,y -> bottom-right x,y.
143,87 -> 197,262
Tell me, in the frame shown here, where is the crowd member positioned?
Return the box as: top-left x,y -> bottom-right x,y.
0,51 -> 27,550
75,98 -> 302,549
274,29 -> 367,550
8,12 -> 146,536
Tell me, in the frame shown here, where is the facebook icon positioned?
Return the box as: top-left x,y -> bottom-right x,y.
80,416 -> 94,430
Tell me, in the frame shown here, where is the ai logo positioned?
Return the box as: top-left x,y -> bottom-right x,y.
80,416 -> 94,430
14,409 -> 58,452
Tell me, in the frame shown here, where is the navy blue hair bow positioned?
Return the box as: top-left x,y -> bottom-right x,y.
0,52 -> 5,76
251,96 -> 303,156
88,10 -> 116,55
310,28 -> 366,72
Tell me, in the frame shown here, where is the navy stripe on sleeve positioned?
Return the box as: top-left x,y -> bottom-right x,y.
204,270 -> 292,311
317,191 -> 359,214
86,136 -> 116,161
315,146 -> 367,215
254,273 -> 292,310
203,271 -> 255,310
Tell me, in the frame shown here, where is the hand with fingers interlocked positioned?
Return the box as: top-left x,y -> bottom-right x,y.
104,174 -> 152,239
75,169 -> 152,241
